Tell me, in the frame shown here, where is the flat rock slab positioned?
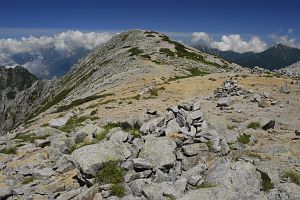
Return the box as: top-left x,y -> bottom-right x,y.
49,113 -> 73,128
182,143 -> 209,156
70,140 -> 131,176
139,137 -> 176,170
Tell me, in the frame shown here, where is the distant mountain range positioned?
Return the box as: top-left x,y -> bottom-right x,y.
194,44 -> 300,70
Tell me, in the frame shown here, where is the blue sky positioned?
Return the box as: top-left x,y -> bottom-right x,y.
0,0 -> 299,38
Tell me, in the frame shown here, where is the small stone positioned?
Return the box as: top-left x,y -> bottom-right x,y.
259,100 -> 271,108
188,175 -> 203,186
263,92 -> 270,98
182,143 -> 209,156
192,102 -> 201,111
153,169 -> 170,183
189,110 -> 203,120
176,114 -> 186,127
217,97 -> 231,107
34,139 -> 51,148
33,167 -> 55,179
109,131 -> 129,142
147,109 -> 157,115
295,130 -> 300,136
93,193 -> 103,200
133,158 -> 153,170
261,120 -> 275,130
280,85 -> 290,94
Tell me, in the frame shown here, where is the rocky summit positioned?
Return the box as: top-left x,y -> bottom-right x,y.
0,30 -> 300,200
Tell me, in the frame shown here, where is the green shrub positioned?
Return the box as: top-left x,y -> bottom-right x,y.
95,130 -> 109,141
159,48 -> 175,57
248,152 -> 262,159
110,183 -> 126,197
227,124 -> 236,130
247,122 -> 261,129
128,47 -> 144,56
56,93 -> 114,112
198,181 -> 216,188
90,110 -> 97,115
59,116 -> 88,133
0,147 -> 17,154
132,94 -> 141,100
168,68 -> 208,81
125,127 -> 141,138
16,134 -> 49,143
95,161 -> 125,184
22,176 -> 35,184
146,34 -> 156,37
95,123 -> 120,141
237,134 -> 251,144
259,170 -> 274,192
284,171 -> 300,185
149,88 -> 159,97
206,140 -> 213,150
141,54 -> 151,59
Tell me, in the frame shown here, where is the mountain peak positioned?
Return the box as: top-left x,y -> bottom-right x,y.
0,30 -> 241,134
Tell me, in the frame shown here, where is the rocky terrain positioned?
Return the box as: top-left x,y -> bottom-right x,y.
0,30 -> 299,200
277,61 -> 300,77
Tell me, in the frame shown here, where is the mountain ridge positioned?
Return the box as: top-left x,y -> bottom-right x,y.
194,43 -> 300,70
0,29 -> 242,135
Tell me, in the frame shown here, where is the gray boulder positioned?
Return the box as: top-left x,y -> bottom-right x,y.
204,158 -> 265,199
133,158 -> 153,170
70,140 -> 131,176
109,131 -> 129,142
163,119 -> 180,135
139,137 -> 176,170
217,97 -> 231,107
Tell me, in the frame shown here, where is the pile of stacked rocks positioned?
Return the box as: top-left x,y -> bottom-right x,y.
214,79 -> 246,98
214,79 -> 248,108
68,101 -> 229,199
251,66 -> 272,74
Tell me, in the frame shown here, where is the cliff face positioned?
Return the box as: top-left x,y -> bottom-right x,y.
0,66 -> 58,135
0,66 -> 37,101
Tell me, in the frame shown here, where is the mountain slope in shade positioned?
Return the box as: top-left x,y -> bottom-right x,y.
195,44 -> 300,70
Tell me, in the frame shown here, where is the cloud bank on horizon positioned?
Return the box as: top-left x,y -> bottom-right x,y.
0,31 -> 112,77
191,31 -> 300,53
0,29 -> 299,78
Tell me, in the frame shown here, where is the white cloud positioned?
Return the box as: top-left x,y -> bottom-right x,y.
270,33 -> 299,48
0,31 -> 113,77
191,32 -> 213,45
192,32 -> 267,53
23,57 -> 50,77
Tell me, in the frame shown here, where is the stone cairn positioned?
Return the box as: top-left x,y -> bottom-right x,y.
214,79 -> 277,108
214,79 -> 246,98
